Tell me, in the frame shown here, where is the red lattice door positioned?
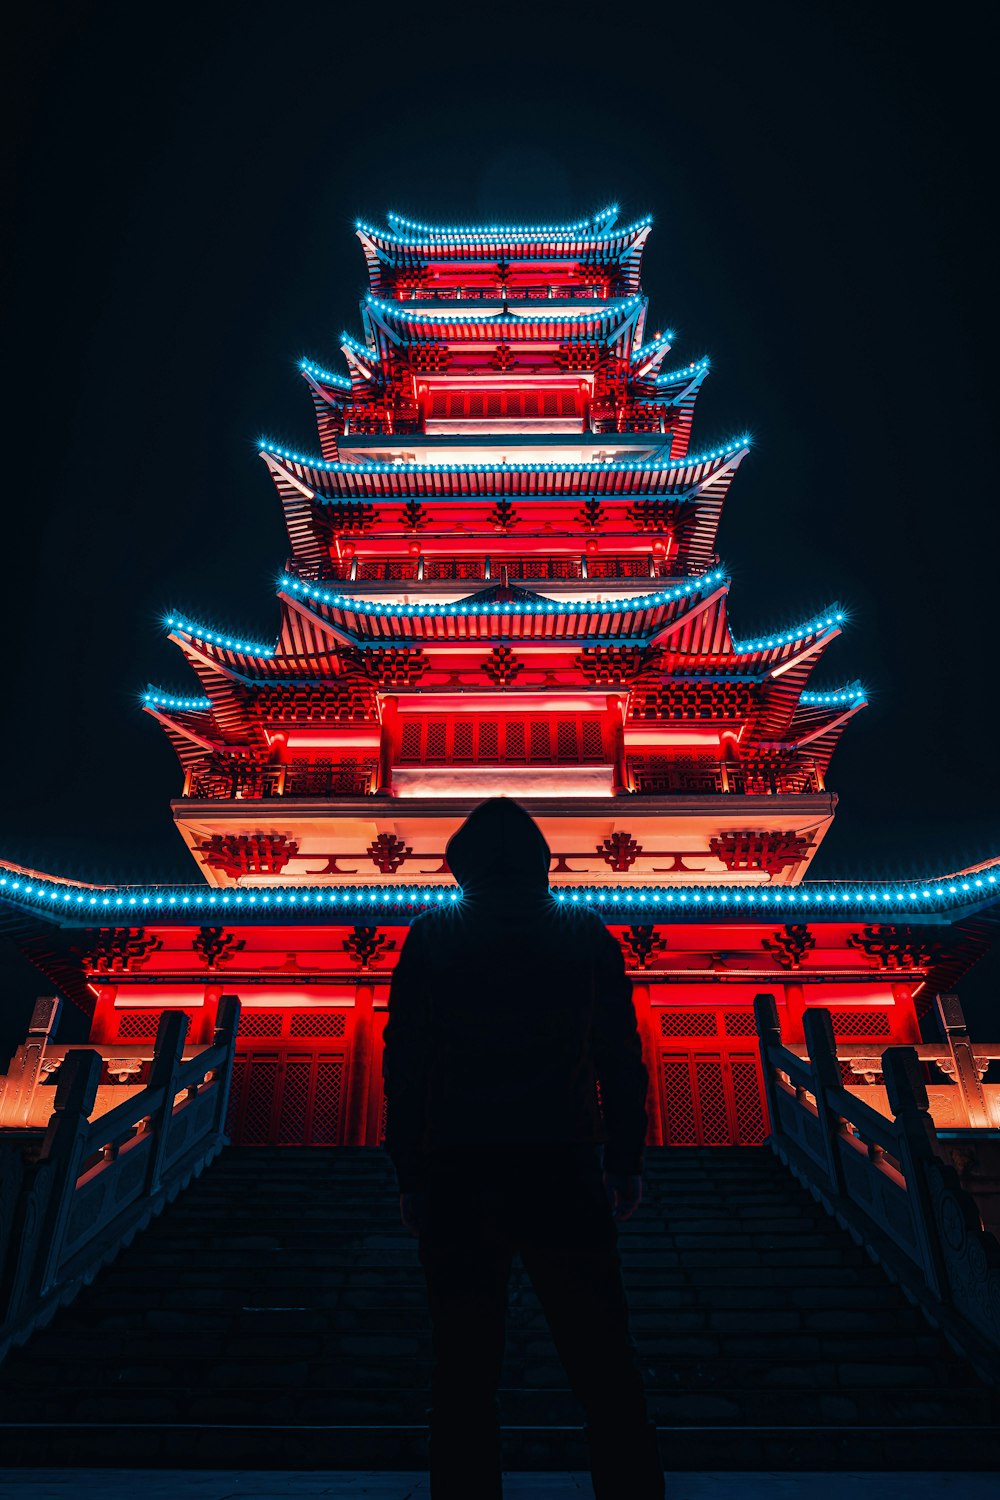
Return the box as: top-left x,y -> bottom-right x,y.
658,1049 -> 768,1146
225,1048 -> 349,1146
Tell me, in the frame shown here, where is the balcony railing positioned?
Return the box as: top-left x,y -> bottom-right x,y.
630,758 -> 824,796
0,999 -> 239,1364
186,760 -> 377,800
318,555 -> 662,584
397,283 -> 615,302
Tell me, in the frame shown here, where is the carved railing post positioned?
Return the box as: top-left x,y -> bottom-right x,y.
0,997 -> 60,1128
802,1007 -> 848,1200
753,992 -> 782,1140
144,1011 -> 189,1198
35,1049 -> 103,1299
210,995 -> 240,1138
936,992 -> 992,1127
882,1045 -> 947,1300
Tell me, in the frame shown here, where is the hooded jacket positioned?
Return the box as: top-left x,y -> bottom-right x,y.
381,798 -> 649,1191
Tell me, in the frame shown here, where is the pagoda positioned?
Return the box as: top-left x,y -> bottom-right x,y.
3,205 -> 998,1149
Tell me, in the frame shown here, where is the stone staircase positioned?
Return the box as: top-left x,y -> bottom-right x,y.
0,1145 -> 998,1470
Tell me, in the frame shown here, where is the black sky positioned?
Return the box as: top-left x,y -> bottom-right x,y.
3,1 -> 999,1042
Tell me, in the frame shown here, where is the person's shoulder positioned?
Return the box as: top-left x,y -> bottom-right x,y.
549,901 -> 616,943
406,902 -> 465,938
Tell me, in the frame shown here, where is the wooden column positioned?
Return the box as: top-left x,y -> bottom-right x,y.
366,994 -> 390,1145
378,696 -> 399,795
344,981 -> 375,1145
632,981 -> 664,1147
891,981 -> 921,1042
90,984 -> 118,1044
606,693 -> 628,794
199,987 -> 222,1044
782,981 -> 806,1044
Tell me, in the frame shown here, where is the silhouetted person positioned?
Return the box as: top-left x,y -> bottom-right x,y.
382,797 -> 664,1499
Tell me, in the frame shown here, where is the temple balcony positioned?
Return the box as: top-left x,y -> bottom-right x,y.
170,778 -> 836,888
178,754 -> 827,807
394,284 -> 620,303
337,431 -> 667,465
315,554 -> 666,586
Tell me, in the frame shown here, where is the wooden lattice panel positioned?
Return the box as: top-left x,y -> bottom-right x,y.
237,1011 -> 284,1038
398,714 -> 606,765
309,498 -> 376,538
660,1010 -> 719,1037
828,1010 -> 892,1039
116,1010 -> 164,1041
577,646 -> 644,685
288,1012 -> 348,1038
730,1058 -> 768,1143
311,1060 -> 346,1145
246,682 -> 377,724
631,681 -> 756,720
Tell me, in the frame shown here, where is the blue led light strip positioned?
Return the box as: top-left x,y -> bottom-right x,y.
365,294 -> 643,324
799,684 -> 867,706
279,569 -> 728,619
143,690 -> 212,712
731,610 -> 845,654
340,332 -> 375,361
298,359 -> 352,390
165,615 -> 275,658
383,205 -> 622,236
655,358 -> 710,384
2,862 -> 998,920
258,435 -> 751,476
631,330 -> 676,363
360,211 -> 651,247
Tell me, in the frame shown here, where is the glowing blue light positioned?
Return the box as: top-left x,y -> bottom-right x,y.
165,615 -> 276,659
653,358 -> 711,386
143,690 -> 213,713
359,209 -> 651,248
278,568 -> 728,621
364,293 -> 643,327
5,858 -> 998,924
630,329 -> 676,362
799,684 -> 867,707
258,436 -> 752,476
732,610 -> 846,654
298,358 -> 352,391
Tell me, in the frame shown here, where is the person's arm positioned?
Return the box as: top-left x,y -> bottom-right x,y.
591,919 -> 649,1180
381,918 -> 431,1195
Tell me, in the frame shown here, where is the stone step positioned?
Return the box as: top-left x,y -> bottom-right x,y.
1,1421 -> 1000,1472
0,1379 -> 995,1430
2,1143 -> 998,1473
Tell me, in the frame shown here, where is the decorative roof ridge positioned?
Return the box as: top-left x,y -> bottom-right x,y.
356,210 -> 654,249
799,681 -> 867,707
298,358 -> 352,391
258,435 -> 751,476
165,613 -> 276,659
730,607 -> 846,655
382,205 -> 622,236
142,688 -> 213,714
654,357 -> 711,385
3,858 -> 999,920
364,292 -> 644,325
278,567 -> 729,619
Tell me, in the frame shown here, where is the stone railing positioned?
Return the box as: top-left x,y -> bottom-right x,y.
754,992 -> 1000,1382
0,995 -> 240,1364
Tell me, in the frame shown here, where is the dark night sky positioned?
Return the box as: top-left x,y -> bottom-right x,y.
2,1 -> 999,1048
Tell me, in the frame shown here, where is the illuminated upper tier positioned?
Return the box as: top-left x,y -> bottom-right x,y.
143,207 -> 863,891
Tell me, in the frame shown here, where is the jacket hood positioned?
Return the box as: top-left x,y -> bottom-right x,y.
445,798 -> 551,894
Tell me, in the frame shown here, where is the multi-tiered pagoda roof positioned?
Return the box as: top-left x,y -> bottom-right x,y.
133,206 -> 868,890
4,203 -> 998,1152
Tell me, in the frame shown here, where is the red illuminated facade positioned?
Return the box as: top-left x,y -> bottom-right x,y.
4,206 -> 998,1148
